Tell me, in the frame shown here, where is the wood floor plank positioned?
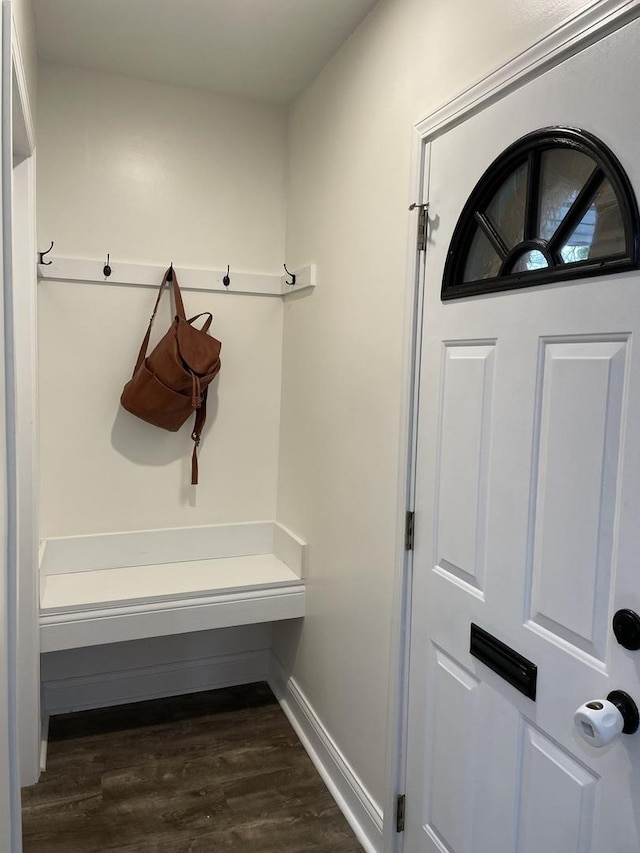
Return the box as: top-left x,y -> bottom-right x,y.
22,682 -> 363,853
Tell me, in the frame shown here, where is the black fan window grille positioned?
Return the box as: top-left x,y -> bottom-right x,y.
442,128 -> 640,300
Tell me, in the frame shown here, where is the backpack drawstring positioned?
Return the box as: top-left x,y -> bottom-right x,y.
190,383 -> 207,486
191,372 -> 201,409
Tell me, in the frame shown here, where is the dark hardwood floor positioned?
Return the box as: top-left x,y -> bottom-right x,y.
22,682 -> 364,852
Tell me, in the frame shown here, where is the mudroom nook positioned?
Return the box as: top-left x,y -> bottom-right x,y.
34,63 -> 312,685
3,1 -> 640,852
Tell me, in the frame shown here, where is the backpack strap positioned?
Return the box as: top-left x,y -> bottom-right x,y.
166,264 -> 187,321
188,312 -> 213,333
191,389 -> 208,485
132,266 -> 187,376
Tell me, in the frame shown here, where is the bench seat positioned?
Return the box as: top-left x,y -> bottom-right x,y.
39,523 -> 306,653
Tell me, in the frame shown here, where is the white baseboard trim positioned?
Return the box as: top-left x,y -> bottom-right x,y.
269,657 -> 383,853
42,648 -> 270,716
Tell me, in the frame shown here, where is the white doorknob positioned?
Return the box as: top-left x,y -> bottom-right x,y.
574,690 -> 639,747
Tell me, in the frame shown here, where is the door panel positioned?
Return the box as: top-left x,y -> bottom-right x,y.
516,724 -> 598,853
425,649 -> 480,853
435,342 -> 495,594
422,647 -> 525,853
406,16 -> 640,853
527,337 -> 627,661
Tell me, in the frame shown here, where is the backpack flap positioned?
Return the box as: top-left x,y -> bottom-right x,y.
176,314 -> 222,377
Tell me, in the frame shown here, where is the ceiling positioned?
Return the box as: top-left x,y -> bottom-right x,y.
33,0 -> 380,105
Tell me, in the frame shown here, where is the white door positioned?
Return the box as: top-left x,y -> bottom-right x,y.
405,18 -> 640,853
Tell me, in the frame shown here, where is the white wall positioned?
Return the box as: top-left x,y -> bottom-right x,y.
37,65 -> 288,537
274,0 -> 595,812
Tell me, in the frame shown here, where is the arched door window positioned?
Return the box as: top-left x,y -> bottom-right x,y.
442,128 -> 640,300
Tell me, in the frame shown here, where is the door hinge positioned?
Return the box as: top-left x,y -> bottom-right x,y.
410,202 -> 429,252
396,794 -> 406,833
404,511 -> 415,551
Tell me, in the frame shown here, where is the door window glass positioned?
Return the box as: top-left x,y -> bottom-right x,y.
485,162 -> 528,249
538,148 -> 596,242
510,249 -> 549,273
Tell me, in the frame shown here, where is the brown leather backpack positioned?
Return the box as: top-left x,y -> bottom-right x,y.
120,266 -> 221,484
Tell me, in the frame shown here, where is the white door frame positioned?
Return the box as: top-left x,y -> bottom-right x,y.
0,3 -> 19,845
0,1 -> 35,846
9,5 -> 39,787
2,0 -> 39,813
383,1 -> 640,851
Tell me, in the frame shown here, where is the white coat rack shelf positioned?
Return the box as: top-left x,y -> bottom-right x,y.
38,256 -> 317,298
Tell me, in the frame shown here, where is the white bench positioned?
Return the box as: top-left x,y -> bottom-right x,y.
40,522 -> 305,653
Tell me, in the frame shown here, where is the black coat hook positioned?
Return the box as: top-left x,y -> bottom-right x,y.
223,265 -> 230,288
38,241 -> 54,265
103,253 -> 112,277
284,263 -> 296,286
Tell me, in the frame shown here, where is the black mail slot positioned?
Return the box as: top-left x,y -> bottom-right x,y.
470,623 -> 537,700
